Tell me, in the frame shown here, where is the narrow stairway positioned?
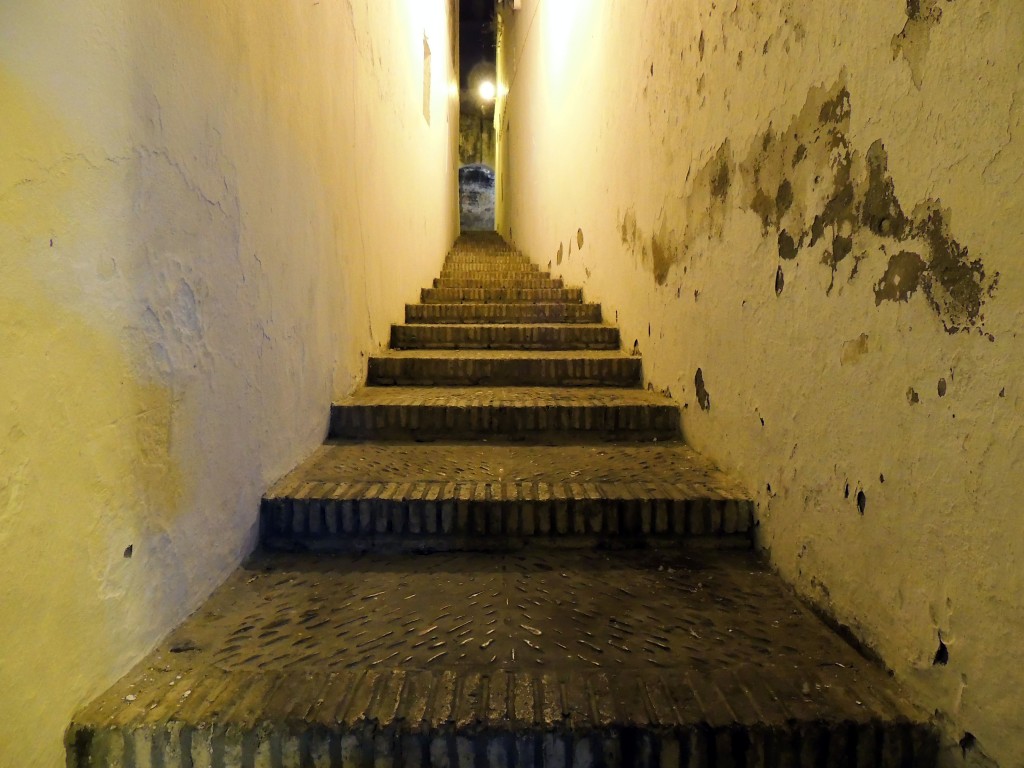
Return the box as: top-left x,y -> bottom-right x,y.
69,232 -> 937,767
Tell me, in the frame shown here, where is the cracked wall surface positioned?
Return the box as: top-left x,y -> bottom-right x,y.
0,2 -> 458,765
497,0 -> 1023,764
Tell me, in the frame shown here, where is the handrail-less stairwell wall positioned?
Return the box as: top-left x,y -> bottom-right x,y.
0,2 -> 458,765
496,1 -> 1024,765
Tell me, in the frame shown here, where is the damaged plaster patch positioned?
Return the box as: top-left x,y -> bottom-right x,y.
735,75 -> 997,335
778,230 -> 799,261
841,333 -> 870,366
863,141 -> 910,238
892,0 -> 950,89
695,368 -> 711,411
914,202 -> 997,334
875,251 -> 926,305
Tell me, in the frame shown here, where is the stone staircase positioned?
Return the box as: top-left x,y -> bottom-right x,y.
67,232 -> 937,767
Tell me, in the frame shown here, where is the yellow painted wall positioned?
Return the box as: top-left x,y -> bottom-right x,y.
0,2 -> 457,765
497,1 -> 1024,765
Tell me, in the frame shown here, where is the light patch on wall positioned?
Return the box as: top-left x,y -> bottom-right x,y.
0,69 -> 70,227
423,34 -> 432,124
1,269 -> 186,768
0,75 -> 188,763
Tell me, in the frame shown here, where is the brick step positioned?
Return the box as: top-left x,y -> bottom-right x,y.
407,302 -> 601,324
422,287 -> 583,304
438,270 -> 554,281
448,245 -> 519,254
433,277 -> 564,289
329,386 -> 679,440
261,442 -> 750,550
444,262 -> 532,270
444,258 -> 527,266
441,263 -> 541,274
68,550 -> 938,768
367,350 -> 641,387
262,489 -> 751,552
444,253 -> 530,264
390,323 -> 620,350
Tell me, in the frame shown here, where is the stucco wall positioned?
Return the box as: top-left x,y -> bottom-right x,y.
496,2 -> 1023,765
0,2 -> 457,765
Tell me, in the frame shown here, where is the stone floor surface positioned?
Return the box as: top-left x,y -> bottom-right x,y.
71,550 -> 929,753
279,442 -> 741,489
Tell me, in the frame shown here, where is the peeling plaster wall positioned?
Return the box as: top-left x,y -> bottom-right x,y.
497,1 -> 1023,764
0,2 -> 457,765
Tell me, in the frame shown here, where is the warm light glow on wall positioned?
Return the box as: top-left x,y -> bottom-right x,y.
405,1 -> 456,122
542,0 -> 590,80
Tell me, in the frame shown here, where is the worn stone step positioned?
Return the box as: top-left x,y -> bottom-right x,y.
367,350 -> 641,387
260,442 -> 753,550
407,302 -> 601,324
329,386 -> 680,440
390,323 -> 620,350
433,276 -> 565,289
422,287 -> 583,304
68,550 -> 938,768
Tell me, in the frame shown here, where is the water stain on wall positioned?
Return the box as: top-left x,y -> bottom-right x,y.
841,333 -> 870,366
623,72 -> 996,334
738,76 -> 997,336
619,142 -> 731,286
